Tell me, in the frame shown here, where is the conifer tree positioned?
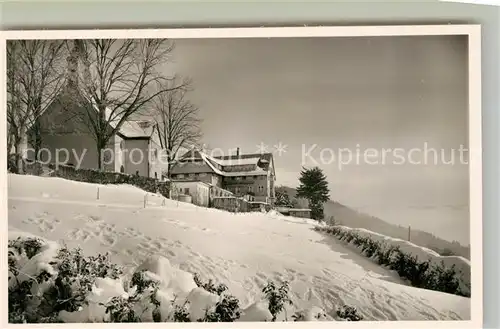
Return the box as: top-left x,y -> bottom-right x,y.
296,167 -> 330,220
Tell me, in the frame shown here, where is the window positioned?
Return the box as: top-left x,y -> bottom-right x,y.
185,188 -> 190,194
154,172 -> 158,179
248,186 -> 253,192
235,187 -> 240,194
178,174 -> 185,179
242,176 -> 246,180
120,165 -> 125,173
258,186 -> 264,192
103,153 -> 111,163
200,173 -> 207,177
188,173 -> 195,178
236,176 -> 241,181
135,170 -> 139,176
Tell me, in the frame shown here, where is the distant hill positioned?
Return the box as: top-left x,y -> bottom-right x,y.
275,186 -> 470,260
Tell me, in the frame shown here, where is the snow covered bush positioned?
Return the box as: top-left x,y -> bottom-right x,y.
262,280 -> 293,321
336,305 -> 364,321
101,269 -> 162,322
314,225 -> 470,297
9,236 -> 43,260
8,238 -> 123,323
9,234 -> 323,323
193,273 -> 228,296
292,306 -> 328,321
192,273 -> 241,322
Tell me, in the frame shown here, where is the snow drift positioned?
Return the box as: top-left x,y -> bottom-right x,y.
8,174 -> 470,321
8,231 -> 332,323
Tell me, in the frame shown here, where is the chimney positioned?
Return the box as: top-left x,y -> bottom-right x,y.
236,147 -> 240,157
137,121 -> 152,129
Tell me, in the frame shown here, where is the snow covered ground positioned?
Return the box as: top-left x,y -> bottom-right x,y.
7,174 -> 470,321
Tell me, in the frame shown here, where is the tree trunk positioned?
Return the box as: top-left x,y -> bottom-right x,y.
166,154 -> 174,179
14,126 -> 27,174
14,143 -> 22,174
33,119 -> 42,161
97,144 -> 103,170
7,131 -> 13,157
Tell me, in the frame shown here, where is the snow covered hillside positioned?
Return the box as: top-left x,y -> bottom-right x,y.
7,174 -> 470,321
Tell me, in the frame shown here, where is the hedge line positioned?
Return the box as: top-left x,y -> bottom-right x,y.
314,226 -> 470,298
45,164 -> 170,198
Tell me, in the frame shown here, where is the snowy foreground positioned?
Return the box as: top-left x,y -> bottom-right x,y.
8,174 -> 470,321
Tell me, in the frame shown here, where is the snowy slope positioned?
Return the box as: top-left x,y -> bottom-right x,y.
7,174 -> 470,321
327,226 -> 471,295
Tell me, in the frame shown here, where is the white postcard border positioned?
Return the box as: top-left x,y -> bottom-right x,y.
0,24 -> 482,329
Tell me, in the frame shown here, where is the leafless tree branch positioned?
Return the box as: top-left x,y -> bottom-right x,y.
151,78 -> 202,177
6,40 -> 67,172
65,39 -> 185,169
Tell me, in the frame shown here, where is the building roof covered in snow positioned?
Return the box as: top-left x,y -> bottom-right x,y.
171,148 -> 275,177
97,105 -> 155,139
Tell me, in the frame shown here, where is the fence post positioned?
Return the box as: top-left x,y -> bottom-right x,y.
408,225 -> 411,242
97,187 -> 100,200
144,194 -> 147,208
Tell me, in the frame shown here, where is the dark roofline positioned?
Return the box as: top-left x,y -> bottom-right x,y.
214,152 -> 273,160
119,135 -> 151,140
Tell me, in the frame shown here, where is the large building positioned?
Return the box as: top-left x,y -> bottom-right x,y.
19,43 -> 165,180
170,148 -> 276,206
31,102 -> 164,180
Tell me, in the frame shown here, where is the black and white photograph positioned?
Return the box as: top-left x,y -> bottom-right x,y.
2,26 -> 481,325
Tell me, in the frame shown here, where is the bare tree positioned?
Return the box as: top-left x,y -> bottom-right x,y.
151,79 -> 202,177
66,39 -> 186,169
6,40 -> 67,173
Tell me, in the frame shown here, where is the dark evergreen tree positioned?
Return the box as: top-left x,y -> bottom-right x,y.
275,190 -> 293,207
296,167 -> 330,220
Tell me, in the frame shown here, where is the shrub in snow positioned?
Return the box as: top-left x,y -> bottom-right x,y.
172,302 -> 191,322
100,269 -> 163,322
375,244 -> 399,265
24,160 -> 44,176
192,274 -> 240,322
193,273 -> 228,296
103,296 -> 141,322
205,294 -> 240,322
292,306 -> 329,321
325,215 -> 338,227
8,238 -> 123,323
336,305 -> 364,321
262,280 -> 293,321
9,237 -> 44,260
8,235 -> 346,323
314,226 -> 470,297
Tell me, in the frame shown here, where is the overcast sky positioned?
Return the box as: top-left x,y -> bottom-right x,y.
166,35 -> 469,244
